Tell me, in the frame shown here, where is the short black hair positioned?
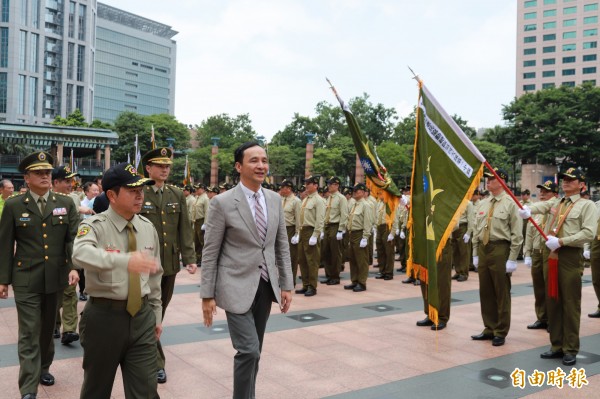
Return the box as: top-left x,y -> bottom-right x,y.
0,179 -> 12,189
82,181 -> 98,193
234,141 -> 261,165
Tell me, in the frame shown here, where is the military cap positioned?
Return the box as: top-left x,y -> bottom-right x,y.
304,175 -> 319,185
142,147 -> 173,165
473,189 -> 480,195
52,165 -> 80,180
327,176 -> 341,185
353,182 -> 367,192
183,185 -> 193,192
484,167 -> 508,181
580,189 -> 590,197
402,185 -> 411,192
522,189 -> 531,195
342,186 -> 353,196
559,167 -> 585,182
298,184 -> 306,192
18,151 -> 54,173
261,181 -> 270,189
280,179 -> 294,188
210,186 -> 220,194
102,162 -> 155,192
536,180 -> 557,193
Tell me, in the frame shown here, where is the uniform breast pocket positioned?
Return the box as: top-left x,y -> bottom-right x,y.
52,215 -> 68,227
98,267 -> 127,284
166,204 -> 181,215
566,208 -> 581,220
12,258 -> 32,287
140,205 -> 157,215
304,201 -> 315,211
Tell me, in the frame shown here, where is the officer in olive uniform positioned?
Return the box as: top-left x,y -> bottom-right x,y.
520,167 -> 597,366
374,192 -> 398,280
364,187 -> 377,267
320,176 -> 348,285
279,179 -> 301,285
0,152 -> 79,399
72,162 -> 163,399
140,148 -> 196,384
523,180 -> 560,330
471,168 -> 522,347
451,202 -> 474,281
589,198 -> 600,318
344,183 -> 374,292
192,183 -> 209,264
295,175 -> 325,296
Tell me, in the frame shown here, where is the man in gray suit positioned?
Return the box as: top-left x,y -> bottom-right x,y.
201,141 -> 293,399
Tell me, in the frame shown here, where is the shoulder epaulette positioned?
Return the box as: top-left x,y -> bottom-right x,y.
54,192 -> 69,196
167,184 -> 182,191
138,214 -> 153,224
8,192 -> 25,199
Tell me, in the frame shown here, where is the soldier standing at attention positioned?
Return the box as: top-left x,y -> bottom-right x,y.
140,148 -> 196,384
320,176 -> 348,285
451,202 -> 474,282
364,187 -> 377,267
588,194 -> 600,318
72,162 -> 163,399
471,168 -> 522,347
295,175 -> 325,297
344,183 -> 373,292
183,185 -> 195,226
374,191 -> 397,280
519,168 -> 597,366
0,152 -> 79,399
192,183 -> 209,266
279,179 -> 301,286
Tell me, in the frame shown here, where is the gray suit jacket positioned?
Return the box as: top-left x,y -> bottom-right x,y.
200,184 -> 294,314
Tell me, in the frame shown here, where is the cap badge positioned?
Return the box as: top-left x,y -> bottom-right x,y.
161,148 -> 168,156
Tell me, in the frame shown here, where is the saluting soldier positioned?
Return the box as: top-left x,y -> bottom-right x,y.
140,148 -> 196,384
72,162 -> 163,399
451,202 -> 474,282
0,152 -> 79,399
344,183 -> 374,292
519,167 -> 597,366
192,183 -> 209,265
374,192 -> 398,280
471,168 -> 522,347
523,180 -> 559,330
295,175 -> 325,297
320,176 -> 348,285
279,179 -> 302,285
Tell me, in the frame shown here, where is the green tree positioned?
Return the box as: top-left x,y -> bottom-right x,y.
452,114 -> 477,139
375,141 -> 414,184
194,114 -> 257,149
393,109 -> 417,145
112,112 -> 151,163
266,145 -> 305,179
271,114 -> 320,148
51,109 -> 88,127
146,113 -> 191,151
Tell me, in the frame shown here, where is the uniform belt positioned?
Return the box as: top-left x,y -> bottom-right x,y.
350,229 -> 363,233
483,240 -> 510,246
90,295 -> 148,309
326,222 -> 339,226
532,248 -> 543,254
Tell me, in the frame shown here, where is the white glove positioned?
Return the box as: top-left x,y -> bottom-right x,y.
400,194 -> 410,206
201,224 -> 206,231
584,250 -> 591,260
290,234 -> 299,245
473,256 -> 479,268
400,230 -> 406,240
320,231 -> 324,240
387,233 -> 394,242
518,205 -> 531,219
336,231 -> 344,240
395,229 -> 400,236
545,236 -> 561,251
309,236 -> 318,246
524,256 -> 532,268
506,260 -> 518,273
463,233 -> 470,243
359,238 -> 368,248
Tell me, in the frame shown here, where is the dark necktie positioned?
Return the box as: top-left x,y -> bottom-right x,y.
126,222 -> 142,317
38,197 -> 46,215
253,192 -> 269,282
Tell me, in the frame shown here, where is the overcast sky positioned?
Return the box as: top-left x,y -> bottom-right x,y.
101,0 -> 517,140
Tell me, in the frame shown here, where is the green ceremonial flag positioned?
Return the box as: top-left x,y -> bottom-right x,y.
408,81 -> 486,324
328,79 -> 401,226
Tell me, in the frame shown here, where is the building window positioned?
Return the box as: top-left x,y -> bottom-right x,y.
524,48 -> 537,55
543,58 -> 556,65
125,93 -> 137,99
562,69 -> 576,76
78,4 -> 86,41
76,45 -> 85,81
583,79 -> 597,85
0,27 -> 7,68
525,24 -> 537,31
76,85 -> 83,111
525,12 -> 537,20
542,71 -> 556,77
126,71 -> 138,77
524,60 -> 537,67
584,3 -> 599,12
523,84 -> 536,91
543,45 -> 556,53
583,67 -> 597,74
1,0 -> 9,22
563,31 -> 576,39
524,72 -> 536,79
563,6 -> 577,14
68,1 -> 75,38
543,0 -> 556,4
562,81 -> 576,87
524,36 -> 537,43
525,0 -> 537,7
544,34 -> 556,40
543,9 -> 557,17
563,43 -> 576,51
31,0 -> 38,28
66,83 -> 73,114
563,19 -> 576,27
20,0 -> 27,25
584,16 -> 598,24
18,75 -> 26,114
19,30 -> 26,70
544,21 -> 557,29
0,72 -> 6,113
29,33 -> 38,72
28,76 -> 37,116
583,54 -> 597,61
584,28 -> 598,36
542,82 -> 556,89
67,43 -> 74,80
563,56 -> 576,63
125,82 -> 138,88
583,41 -> 598,48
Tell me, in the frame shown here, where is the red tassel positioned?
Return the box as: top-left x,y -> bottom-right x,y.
548,251 -> 559,300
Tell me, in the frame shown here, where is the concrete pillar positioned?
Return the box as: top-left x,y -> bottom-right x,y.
56,142 -> 64,166
95,148 -> 102,167
305,133 -> 315,178
104,145 -> 111,171
354,153 -> 364,184
211,137 -> 220,187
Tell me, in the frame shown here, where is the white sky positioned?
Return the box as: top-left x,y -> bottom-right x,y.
101,0 -> 517,140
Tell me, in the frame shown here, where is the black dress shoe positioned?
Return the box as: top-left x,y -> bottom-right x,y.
527,320 -> 548,329
456,275 -> 468,282
375,274 -> 385,279
344,283 -> 357,290
352,284 -> 366,292
402,277 -> 415,284
563,354 -> 577,366
416,317 -> 434,327
432,322 -> 446,331
326,279 -> 340,285
451,274 -> 459,280
61,331 -> 79,345
304,287 -> 317,297
588,310 -> 600,318
79,292 -> 88,301
53,328 -> 60,339
471,333 -> 494,340
157,368 -> 167,384
540,350 -> 564,359
21,394 -> 36,399
383,275 -> 393,280
414,279 -> 421,286
319,279 -> 331,284
492,336 -> 505,346
40,372 -> 55,386
295,288 -> 307,294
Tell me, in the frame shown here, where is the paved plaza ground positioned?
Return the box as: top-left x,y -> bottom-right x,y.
1,259 -> 599,398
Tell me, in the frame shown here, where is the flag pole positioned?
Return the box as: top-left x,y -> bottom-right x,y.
483,161 -> 548,241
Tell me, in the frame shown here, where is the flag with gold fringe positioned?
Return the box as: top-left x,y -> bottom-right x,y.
408,80 -> 486,325
183,155 -> 192,186
327,79 -> 401,226
151,125 -> 157,150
